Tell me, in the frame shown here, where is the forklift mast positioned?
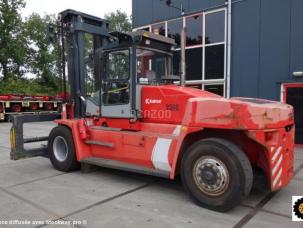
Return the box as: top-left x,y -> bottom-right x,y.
60,10 -> 110,118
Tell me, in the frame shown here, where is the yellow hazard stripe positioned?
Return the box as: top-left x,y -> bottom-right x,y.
107,86 -> 129,94
10,127 -> 16,151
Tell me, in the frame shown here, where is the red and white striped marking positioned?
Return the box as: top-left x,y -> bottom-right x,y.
271,146 -> 283,189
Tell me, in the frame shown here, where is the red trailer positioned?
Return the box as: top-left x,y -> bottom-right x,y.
0,94 -> 62,121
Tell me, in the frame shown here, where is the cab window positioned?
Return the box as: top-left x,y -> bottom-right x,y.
102,49 -> 130,105
136,49 -> 172,84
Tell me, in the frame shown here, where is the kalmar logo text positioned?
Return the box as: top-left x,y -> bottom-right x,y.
145,99 -> 162,104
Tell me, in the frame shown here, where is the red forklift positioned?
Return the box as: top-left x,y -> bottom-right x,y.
10,10 -> 295,212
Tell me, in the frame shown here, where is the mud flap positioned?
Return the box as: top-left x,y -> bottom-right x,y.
10,114 -> 60,160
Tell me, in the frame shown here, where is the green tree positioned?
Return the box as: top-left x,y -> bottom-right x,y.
104,10 -> 132,32
0,0 -> 27,81
23,13 -> 61,93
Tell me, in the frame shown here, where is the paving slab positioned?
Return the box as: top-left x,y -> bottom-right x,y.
294,159 -> 303,172
0,157 -> 63,188
66,180 -> 251,228
0,189 -> 55,228
0,135 -> 8,142
0,147 -> 12,165
242,188 -> 269,208
0,123 -> 11,137
244,211 -> 301,228
262,179 -> 303,217
23,122 -> 56,138
294,166 -> 303,179
295,148 -> 303,160
0,144 -> 9,150
9,168 -> 152,216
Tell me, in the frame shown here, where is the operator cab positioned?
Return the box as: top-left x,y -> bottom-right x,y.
95,31 -> 177,119
103,31 -> 176,84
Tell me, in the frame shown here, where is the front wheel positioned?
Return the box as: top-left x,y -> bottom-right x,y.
181,138 -> 253,212
48,126 -> 80,172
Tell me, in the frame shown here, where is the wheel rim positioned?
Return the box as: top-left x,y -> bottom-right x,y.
53,136 -> 68,162
45,103 -> 53,111
193,156 -> 229,196
13,104 -> 21,112
30,103 -> 38,110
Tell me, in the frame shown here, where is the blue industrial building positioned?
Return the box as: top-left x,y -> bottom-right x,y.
132,0 -> 303,144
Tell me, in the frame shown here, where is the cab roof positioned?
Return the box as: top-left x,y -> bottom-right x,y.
106,30 -> 176,52
128,30 -> 176,46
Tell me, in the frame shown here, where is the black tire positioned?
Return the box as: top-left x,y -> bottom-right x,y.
11,103 -> 22,113
181,138 -> 253,212
48,125 -> 80,172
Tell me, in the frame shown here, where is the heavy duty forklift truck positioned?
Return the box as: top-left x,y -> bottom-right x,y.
10,10 -> 295,212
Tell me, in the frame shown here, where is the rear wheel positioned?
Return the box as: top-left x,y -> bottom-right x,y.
45,103 -> 53,111
30,103 -> 38,111
11,103 -> 22,113
48,126 -> 80,172
181,138 -> 253,212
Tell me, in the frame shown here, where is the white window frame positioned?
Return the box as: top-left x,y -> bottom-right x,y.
203,8 -> 227,82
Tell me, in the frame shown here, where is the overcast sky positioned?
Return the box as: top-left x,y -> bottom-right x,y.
22,0 -> 132,18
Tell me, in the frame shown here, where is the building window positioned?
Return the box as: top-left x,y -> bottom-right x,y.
151,23 -> 166,36
185,83 -> 224,96
186,48 -> 203,80
186,14 -> 203,47
167,19 -> 183,48
205,44 -> 225,79
204,10 -> 225,82
205,11 -> 225,44
187,84 -> 202,90
204,84 -> 224,96
133,8 -> 227,97
173,50 -> 180,76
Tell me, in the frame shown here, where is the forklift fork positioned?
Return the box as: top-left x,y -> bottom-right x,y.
10,114 -> 60,160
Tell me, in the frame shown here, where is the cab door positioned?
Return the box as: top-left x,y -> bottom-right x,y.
101,48 -> 136,118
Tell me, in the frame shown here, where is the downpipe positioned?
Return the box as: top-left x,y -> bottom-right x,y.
226,0 -> 232,98
180,24 -> 186,87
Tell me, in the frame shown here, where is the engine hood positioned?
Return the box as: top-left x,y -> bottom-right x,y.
140,85 -> 294,130
183,96 -> 294,130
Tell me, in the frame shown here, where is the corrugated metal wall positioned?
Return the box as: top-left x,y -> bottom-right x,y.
133,0 -> 225,27
132,0 -> 303,101
231,0 -> 303,100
